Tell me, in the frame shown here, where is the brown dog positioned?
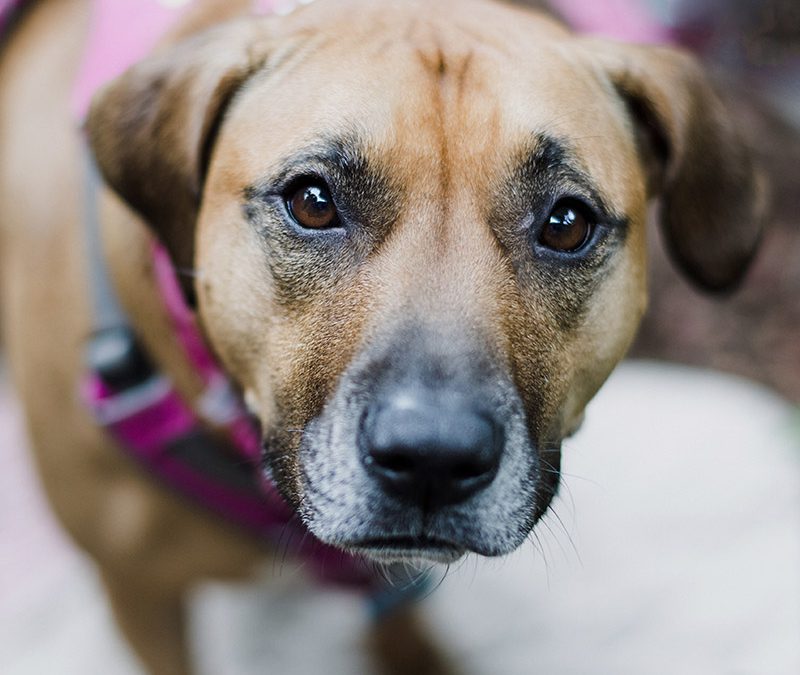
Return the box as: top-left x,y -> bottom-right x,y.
0,0 -> 766,673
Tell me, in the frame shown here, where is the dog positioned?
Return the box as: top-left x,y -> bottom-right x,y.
0,0 -> 766,672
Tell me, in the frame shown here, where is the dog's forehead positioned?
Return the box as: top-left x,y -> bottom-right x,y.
217,0 -> 640,211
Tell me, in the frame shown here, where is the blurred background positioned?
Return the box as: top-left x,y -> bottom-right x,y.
623,0 -> 800,406
1,0 -> 799,673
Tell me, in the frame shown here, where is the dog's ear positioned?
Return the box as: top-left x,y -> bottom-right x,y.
86,20 -> 279,287
585,41 -> 768,292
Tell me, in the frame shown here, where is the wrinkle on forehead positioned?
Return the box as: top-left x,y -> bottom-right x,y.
406,16 -> 477,83
408,41 -> 477,249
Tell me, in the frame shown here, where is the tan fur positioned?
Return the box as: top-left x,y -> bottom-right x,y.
0,0 -> 764,673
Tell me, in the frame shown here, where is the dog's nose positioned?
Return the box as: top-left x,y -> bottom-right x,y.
361,389 -> 503,507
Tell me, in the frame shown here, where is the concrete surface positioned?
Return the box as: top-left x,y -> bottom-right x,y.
1,361 -> 799,674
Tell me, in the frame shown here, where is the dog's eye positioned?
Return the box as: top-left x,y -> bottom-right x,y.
286,180 -> 339,229
539,201 -> 594,252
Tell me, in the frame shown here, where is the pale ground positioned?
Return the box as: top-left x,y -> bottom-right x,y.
1,361 -> 799,675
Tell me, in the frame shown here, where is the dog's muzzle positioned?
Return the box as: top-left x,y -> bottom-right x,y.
295,330 -> 545,563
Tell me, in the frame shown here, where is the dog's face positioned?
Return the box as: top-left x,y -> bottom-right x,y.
89,0 -> 764,563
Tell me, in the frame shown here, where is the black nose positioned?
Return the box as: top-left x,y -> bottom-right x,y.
360,389 -> 503,508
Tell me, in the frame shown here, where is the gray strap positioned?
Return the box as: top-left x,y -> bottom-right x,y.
84,150 -> 130,331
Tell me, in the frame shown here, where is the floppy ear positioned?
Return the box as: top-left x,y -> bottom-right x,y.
586,41 -> 768,292
86,19 -> 279,291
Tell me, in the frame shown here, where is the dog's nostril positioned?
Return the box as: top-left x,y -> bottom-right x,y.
451,460 -> 488,481
373,453 -> 415,475
360,390 -> 503,508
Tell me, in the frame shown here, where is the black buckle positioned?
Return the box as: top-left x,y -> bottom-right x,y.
86,326 -> 155,393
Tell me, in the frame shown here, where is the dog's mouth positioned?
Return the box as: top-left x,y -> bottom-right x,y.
346,536 -> 466,564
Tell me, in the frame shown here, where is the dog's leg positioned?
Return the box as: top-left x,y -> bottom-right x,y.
367,606 -> 457,675
100,572 -> 191,675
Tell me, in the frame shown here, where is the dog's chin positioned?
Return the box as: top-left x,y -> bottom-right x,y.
345,539 -> 467,565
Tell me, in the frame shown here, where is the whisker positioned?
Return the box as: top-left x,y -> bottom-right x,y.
277,518 -> 297,578
527,529 -> 551,590
539,509 -> 580,568
426,564 -> 450,598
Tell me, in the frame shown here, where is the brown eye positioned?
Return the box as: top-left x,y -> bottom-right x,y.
539,202 -> 593,252
286,181 -> 338,229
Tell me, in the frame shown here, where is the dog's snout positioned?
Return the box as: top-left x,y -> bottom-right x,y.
361,389 -> 503,507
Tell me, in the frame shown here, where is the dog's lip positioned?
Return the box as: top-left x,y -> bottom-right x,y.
345,536 -> 466,564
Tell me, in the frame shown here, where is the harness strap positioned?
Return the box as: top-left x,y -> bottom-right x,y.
151,243 -> 262,459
